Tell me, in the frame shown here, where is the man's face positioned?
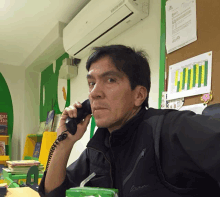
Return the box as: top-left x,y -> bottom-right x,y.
87,56 -> 138,132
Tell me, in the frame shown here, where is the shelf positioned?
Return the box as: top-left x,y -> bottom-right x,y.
27,134 -> 43,137
0,155 -> 10,165
23,156 -> 39,161
0,135 -> 9,145
0,135 -> 9,138
0,155 -> 10,161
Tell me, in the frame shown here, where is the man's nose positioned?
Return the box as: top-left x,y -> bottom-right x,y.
89,82 -> 104,99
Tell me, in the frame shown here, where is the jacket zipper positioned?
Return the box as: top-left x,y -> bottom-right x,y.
123,148 -> 146,187
109,135 -> 124,197
88,147 -> 114,188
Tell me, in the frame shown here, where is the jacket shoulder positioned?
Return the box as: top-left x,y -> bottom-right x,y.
143,108 -> 176,122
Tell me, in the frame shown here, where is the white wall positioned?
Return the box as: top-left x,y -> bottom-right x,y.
0,63 -> 25,160
22,70 -> 40,159
67,0 -> 161,166
0,65 -> 42,162
0,64 -> 40,160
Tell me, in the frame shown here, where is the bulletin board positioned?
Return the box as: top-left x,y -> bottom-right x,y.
160,0 -> 220,107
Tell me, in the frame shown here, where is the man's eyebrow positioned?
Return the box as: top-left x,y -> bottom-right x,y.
86,74 -> 94,79
87,71 -> 123,79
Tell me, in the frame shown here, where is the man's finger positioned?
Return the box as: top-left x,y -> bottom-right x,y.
81,114 -> 92,126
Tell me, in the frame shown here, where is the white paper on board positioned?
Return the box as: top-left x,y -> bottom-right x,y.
166,0 -> 197,53
179,103 -> 207,114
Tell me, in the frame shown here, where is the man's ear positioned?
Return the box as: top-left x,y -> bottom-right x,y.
134,85 -> 148,107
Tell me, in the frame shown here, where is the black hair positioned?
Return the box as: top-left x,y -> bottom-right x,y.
86,45 -> 151,108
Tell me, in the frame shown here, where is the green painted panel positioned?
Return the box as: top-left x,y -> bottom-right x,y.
40,53 -> 69,122
0,72 -> 13,159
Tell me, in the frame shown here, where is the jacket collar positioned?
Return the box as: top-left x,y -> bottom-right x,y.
87,107 -> 147,151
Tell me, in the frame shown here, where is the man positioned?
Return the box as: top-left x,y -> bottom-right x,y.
39,45 -> 220,197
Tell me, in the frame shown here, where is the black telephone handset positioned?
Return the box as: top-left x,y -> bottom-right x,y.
65,99 -> 92,135
46,99 -> 92,171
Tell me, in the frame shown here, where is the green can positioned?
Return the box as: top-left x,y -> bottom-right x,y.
66,187 -> 118,197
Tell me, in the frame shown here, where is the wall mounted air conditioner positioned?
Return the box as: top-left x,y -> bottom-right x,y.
63,0 -> 149,58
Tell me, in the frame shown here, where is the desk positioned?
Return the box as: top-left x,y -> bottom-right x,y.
6,187 -> 40,197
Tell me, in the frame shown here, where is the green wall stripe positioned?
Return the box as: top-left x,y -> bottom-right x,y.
90,116 -> 96,139
159,0 -> 166,109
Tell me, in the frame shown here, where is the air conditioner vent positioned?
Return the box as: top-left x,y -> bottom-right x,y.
111,0 -> 125,13
74,12 -> 133,56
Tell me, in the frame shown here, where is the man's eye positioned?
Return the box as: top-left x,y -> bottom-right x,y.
108,78 -> 116,83
88,82 -> 95,87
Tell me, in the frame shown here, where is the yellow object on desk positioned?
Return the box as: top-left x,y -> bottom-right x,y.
6,187 -> 40,197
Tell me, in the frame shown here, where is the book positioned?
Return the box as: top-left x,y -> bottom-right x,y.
3,164 -> 44,175
6,160 -> 40,168
37,121 -> 46,134
8,164 -> 44,171
32,142 -> 41,158
0,141 -> 5,156
0,164 -> 5,179
0,183 -> 7,187
52,114 -> 61,132
0,113 -> 7,135
44,110 -> 55,132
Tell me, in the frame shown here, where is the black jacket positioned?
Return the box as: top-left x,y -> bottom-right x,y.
38,107 -> 220,197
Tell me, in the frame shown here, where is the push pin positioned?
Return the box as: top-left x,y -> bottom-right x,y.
201,91 -> 213,105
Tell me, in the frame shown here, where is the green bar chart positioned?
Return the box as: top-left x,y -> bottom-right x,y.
167,51 -> 212,100
175,61 -> 208,93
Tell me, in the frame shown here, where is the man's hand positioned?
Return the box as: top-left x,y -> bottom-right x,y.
44,101 -> 92,194
57,101 -> 92,143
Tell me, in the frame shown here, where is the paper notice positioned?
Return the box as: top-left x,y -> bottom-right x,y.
166,0 -> 197,54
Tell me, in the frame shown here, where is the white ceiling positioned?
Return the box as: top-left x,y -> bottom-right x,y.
0,0 -> 90,67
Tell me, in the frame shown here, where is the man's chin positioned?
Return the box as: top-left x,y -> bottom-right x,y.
95,120 -> 111,129
96,123 -> 108,128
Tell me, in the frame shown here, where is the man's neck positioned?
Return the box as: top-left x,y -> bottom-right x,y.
108,106 -> 142,133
